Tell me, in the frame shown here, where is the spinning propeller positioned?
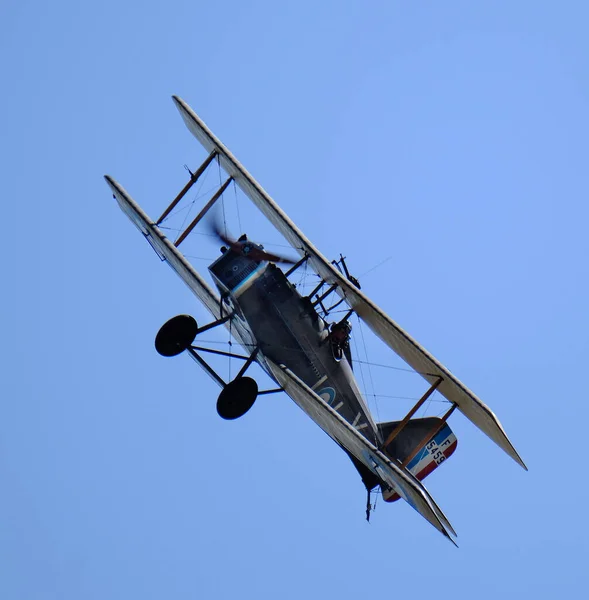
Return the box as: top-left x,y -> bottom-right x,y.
208,216 -> 296,264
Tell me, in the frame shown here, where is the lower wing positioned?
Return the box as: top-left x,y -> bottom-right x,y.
264,359 -> 457,544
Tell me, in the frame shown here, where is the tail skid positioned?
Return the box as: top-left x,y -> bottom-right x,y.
267,362 -> 458,544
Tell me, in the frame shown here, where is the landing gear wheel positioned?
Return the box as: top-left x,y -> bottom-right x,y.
217,377 -> 258,420
155,315 -> 198,357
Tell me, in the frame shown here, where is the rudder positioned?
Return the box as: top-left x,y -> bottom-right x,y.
378,417 -> 457,502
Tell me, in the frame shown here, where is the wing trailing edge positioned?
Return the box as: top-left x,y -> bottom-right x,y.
172,95 -> 526,472
265,360 -> 457,543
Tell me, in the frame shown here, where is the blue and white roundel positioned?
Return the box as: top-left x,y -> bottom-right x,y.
317,387 -> 336,406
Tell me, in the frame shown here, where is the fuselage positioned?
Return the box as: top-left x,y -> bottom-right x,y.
209,246 -> 381,447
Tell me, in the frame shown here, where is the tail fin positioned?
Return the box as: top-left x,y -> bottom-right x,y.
378,417 -> 457,502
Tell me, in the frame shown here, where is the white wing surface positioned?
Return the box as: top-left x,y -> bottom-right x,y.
105,175 -> 224,320
107,173 -> 457,540
265,360 -> 457,543
173,95 -> 527,471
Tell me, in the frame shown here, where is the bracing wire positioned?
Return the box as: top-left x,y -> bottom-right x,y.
228,316 -> 232,381
374,393 -> 448,403
352,359 -> 427,375
217,157 -> 228,239
163,183 -> 218,224
358,256 -> 393,279
233,180 -> 243,234
420,394 -> 433,418
419,388 -> 452,418
184,255 -> 216,262
351,329 -> 369,406
195,329 -> 446,413
175,170 -> 212,234
357,315 -> 380,423
296,257 -> 308,289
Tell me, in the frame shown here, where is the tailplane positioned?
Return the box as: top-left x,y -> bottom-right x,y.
378,417 -> 457,502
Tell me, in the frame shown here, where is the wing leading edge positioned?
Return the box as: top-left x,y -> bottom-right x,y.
265,360 -> 457,544
105,175 -> 224,321
172,95 -> 527,472
107,174 -> 456,540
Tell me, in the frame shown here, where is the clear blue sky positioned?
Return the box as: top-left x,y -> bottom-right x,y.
1,1 -> 588,598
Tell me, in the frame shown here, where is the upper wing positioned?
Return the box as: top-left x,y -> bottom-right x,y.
173,95 -> 527,471
265,360 -> 457,544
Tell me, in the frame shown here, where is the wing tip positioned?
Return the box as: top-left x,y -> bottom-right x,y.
504,436 -> 528,471
104,174 -> 119,194
104,174 -> 128,198
171,95 -> 189,115
440,518 -> 458,547
171,94 -> 202,131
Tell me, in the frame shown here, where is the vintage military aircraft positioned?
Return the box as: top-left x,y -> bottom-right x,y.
105,96 -> 526,544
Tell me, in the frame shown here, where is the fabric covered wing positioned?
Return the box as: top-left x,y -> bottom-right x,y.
173,95 -> 526,472
337,278 -> 528,471
264,360 -> 457,543
105,175 -> 224,320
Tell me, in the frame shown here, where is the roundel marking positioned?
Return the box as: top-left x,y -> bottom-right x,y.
317,387 -> 336,406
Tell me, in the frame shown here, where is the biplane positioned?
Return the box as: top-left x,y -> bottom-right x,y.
105,96 -> 526,544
